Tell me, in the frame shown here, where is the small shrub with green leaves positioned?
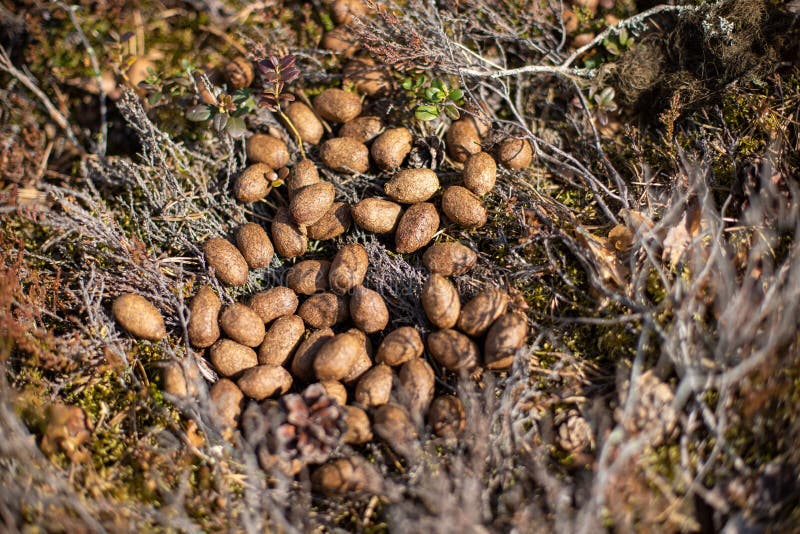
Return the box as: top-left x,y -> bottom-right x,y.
185,82 -> 257,138
590,86 -> 618,125
401,75 -> 465,122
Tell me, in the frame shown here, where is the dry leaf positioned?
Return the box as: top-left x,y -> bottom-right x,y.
576,226 -> 629,287
662,204 -> 701,268
608,224 -> 634,252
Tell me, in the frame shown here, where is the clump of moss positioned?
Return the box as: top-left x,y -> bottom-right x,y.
612,37 -> 666,107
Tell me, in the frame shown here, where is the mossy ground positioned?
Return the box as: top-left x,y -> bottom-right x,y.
2,0 -> 800,531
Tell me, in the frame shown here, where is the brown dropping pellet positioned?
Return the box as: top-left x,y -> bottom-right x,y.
354,364 -> 393,407
126,58 -> 155,89
258,314 -> 305,366
313,88 -> 362,124
291,328 -> 335,383
307,202 -> 351,241
329,243 -> 369,295
421,274 -> 460,329
210,378 -> 244,428
258,443 -> 303,477
203,237 -> 249,286
445,119 -> 481,162
287,259 -> 331,295
235,222 -> 274,269
373,403 -> 418,457
162,361 -> 188,397
422,242 -> 478,276
290,182 -> 336,226
313,331 -> 362,381
371,127 -> 412,170
395,202 -> 439,254
341,350 -> 372,384
219,303 -> 266,347
375,326 -> 423,366
397,357 -> 435,419
351,197 -> 402,234
441,185 -> 487,228
428,395 -> 466,439
248,286 -> 298,325
271,207 -> 308,259
348,327 -> 374,358
343,57 -> 391,96
298,292 -> 349,328
319,380 -> 348,406
284,102 -> 323,145
484,312 -> 529,370
384,168 -> 439,204
319,137 -> 370,174
209,339 -> 258,377
246,133 -> 289,168
426,329 -> 479,371
331,0 -> 368,26
349,286 -> 389,333
341,328 -> 373,384
463,102 -> 492,138
237,365 -> 293,400
458,288 -> 510,337
495,138 -> 533,170
338,115 -> 383,143
225,56 -> 254,89
343,405 -> 372,444
312,455 -> 383,496
112,293 -> 166,341
462,151 -> 497,196
233,163 -> 275,203
320,27 -> 359,57
287,159 -> 321,197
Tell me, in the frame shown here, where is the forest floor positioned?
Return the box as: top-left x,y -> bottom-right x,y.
1,0 -> 800,532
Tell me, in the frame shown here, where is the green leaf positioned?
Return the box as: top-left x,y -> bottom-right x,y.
144,67 -> 159,85
212,113 -> 228,132
319,12 -> 334,32
147,92 -> 162,106
414,75 -> 427,88
431,78 -> 446,91
605,40 -> 620,55
415,104 -> 440,121
448,88 -> 464,102
174,77 -> 192,88
443,104 -> 460,120
232,89 -> 251,103
600,86 -> 615,101
185,104 -> 212,121
401,78 -> 414,91
425,87 -> 445,103
583,56 -> 601,69
225,116 -> 247,138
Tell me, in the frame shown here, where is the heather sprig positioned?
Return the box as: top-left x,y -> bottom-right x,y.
257,53 -> 305,158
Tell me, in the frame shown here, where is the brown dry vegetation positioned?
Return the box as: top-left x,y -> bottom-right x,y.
1,0 -> 800,532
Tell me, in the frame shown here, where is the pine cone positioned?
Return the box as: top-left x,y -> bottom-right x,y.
243,384 -> 347,474
554,408 -> 593,453
617,370 -> 676,444
279,384 -> 347,464
407,136 -> 446,170
39,404 -> 92,462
